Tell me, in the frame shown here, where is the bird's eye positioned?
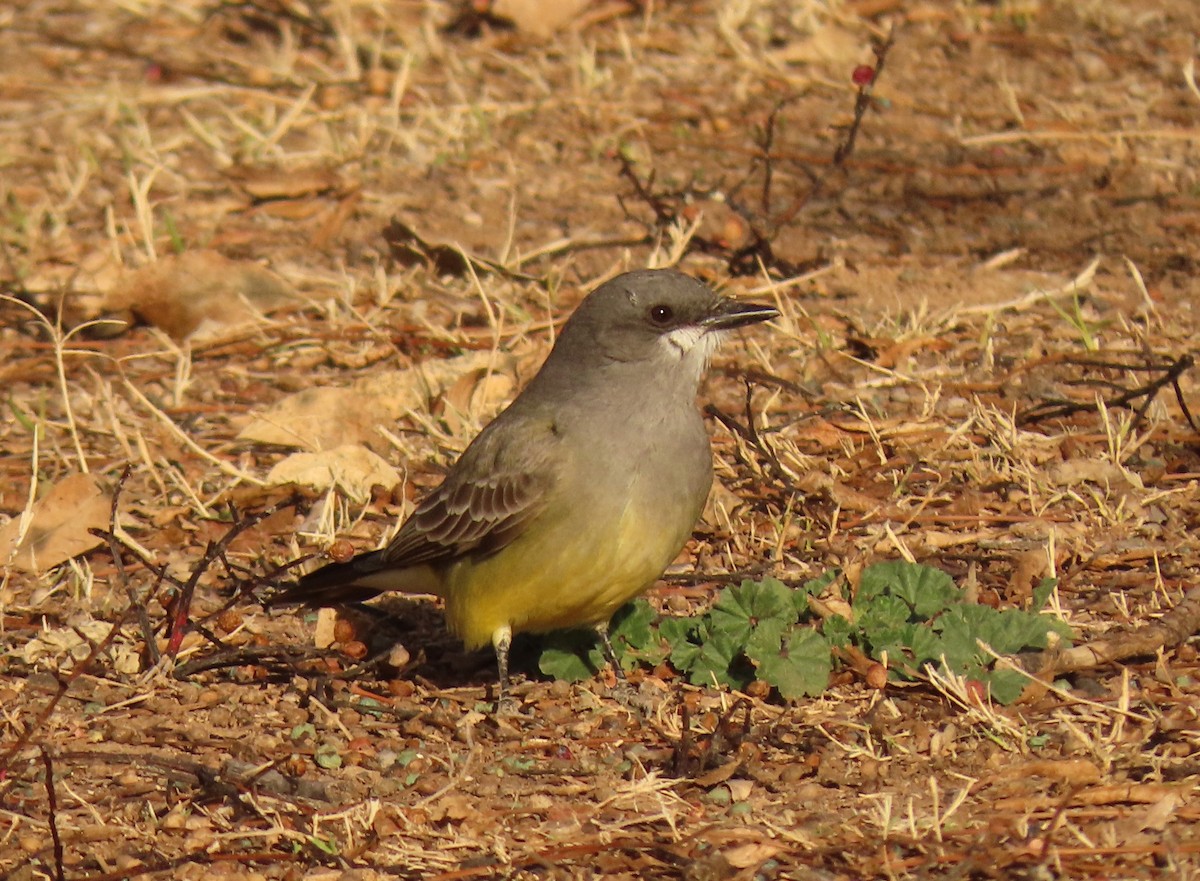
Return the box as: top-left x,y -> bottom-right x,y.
649,304 -> 674,325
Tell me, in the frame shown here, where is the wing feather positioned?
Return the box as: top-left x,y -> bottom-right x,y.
379,415 -> 559,569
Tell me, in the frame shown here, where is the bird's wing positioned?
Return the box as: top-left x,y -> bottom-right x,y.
380,416 -> 560,569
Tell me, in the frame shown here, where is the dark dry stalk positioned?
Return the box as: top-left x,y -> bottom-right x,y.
1017,352 -> 1194,427
1035,785 -> 1084,874
616,154 -> 673,228
171,642 -> 349,678
741,381 -> 788,480
40,748 -> 66,881
672,698 -> 693,778
767,22 -> 898,234
1038,588 -> 1200,676
163,494 -> 302,657
1,588 -> 137,776
103,465 -> 161,666
1,464 -> 151,774
705,401 -> 791,491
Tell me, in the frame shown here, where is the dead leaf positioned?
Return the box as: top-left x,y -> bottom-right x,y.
21,618 -> 140,674
440,363 -> 517,437
103,250 -> 299,340
723,841 -> 784,869
382,217 -> 537,281
428,794 -> 474,822
1047,459 -> 1143,489
918,529 -> 989,550
238,351 -> 517,451
771,23 -> 863,65
239,385 -> 382,451
996,783 -> 1182,813
726,779 -> 754,802
703,480 -> 748,526
0,473 -> 111,573
253,199 -> 328,221
226,165 -> 346,201
1008,547 -> 1049,604
828,480 -> 887,514
694,760 -> 741,787
490,0 -> 592,36
784,416 -> 854,450
1132,792 -> 1181,832
266,444 -> 402,503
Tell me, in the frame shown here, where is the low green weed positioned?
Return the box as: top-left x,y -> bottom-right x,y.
539,561 -> 1070,705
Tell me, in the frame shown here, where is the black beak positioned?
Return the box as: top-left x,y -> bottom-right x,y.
703,298 -> 779,331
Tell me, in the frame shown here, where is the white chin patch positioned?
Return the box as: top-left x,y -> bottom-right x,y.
661,326 -> 722,361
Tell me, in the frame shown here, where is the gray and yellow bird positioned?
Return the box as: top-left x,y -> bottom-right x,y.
274,269 -> 777,699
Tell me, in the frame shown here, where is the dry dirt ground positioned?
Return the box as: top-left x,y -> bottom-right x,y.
3,1 -> 1200,879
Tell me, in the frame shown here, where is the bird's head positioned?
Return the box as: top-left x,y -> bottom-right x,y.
557,269 -> 778,381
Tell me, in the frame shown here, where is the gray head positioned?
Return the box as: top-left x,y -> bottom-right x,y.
546,270 -> 777,384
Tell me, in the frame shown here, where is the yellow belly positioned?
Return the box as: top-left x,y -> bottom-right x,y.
442,491 -> 694,650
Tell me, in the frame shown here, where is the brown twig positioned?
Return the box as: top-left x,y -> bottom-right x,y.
40,748 -> 66,881
171,642 -> 355,679
1,550 -> 142,777
97,465 -> 161,667
705,401 -> 790,489
1034,785 -> 1085,875
767,23 -> 898,235
671,697 -> 694,778
616,155 -> 675,229
56,748 -> 334,803
1037,588 -> 1200,676
1017,352 -> 1195,429
163,495 -> 303,658
615,26 -> 898,277
670,696 -> 754,778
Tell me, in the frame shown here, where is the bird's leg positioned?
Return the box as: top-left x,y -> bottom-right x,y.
594,621 -> 627,682
492,625 -> 515,713
595,621 -> 652,713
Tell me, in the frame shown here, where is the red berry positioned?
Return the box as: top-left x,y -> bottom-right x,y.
852,65 -> 875,86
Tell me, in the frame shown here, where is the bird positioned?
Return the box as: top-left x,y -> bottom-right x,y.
273,268 -> 777,705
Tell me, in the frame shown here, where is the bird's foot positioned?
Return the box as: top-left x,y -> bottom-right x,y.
493,688 -> 521,716
604,676 -> 659,718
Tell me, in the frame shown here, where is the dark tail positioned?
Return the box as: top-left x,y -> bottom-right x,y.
269,550 -> 388,608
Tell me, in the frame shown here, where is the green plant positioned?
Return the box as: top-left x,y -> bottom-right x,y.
162,208 -> 186,253
1047,290 -> 1104,351
849,562 -> 1068,703
538,562 -> 1070,705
